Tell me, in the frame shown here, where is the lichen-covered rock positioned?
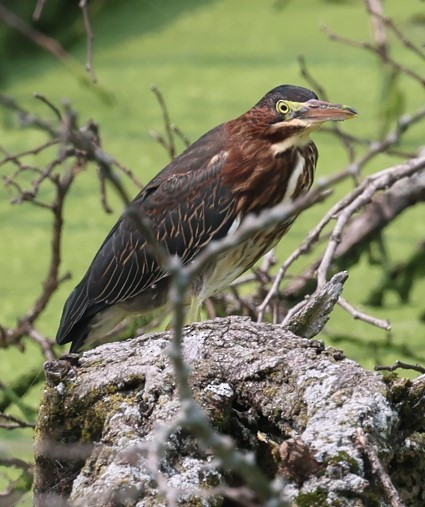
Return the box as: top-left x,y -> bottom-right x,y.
33,317 -> 424,506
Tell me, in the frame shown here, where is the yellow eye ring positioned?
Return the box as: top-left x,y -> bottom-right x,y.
276,100 -> 290,115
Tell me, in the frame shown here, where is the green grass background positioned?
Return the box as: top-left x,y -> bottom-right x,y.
1,0 -> 424,502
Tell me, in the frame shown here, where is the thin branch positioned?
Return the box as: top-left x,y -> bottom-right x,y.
33,92 -> 63,121
338,296 -> 391,331
150,85 -> 176,159
322,25 -> 425,88
375,361 -> 425,374
365,2 -> 425,62
297,55 -> 329,101
356,427 -> 406,507
364,0 -> 388,56
27,328 -> 57,361
0,93 -> 57,136
32,0 -> 48,21
171,124 -> 191,148
79,0 -> 97,83
0,4 -> 80,73
0,412 -> 35,430
317,155 -> 425,288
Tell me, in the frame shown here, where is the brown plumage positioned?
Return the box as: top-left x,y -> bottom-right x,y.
56,84 -> 356,352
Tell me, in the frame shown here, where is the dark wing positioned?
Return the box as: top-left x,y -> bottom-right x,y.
56,125 -> 236,347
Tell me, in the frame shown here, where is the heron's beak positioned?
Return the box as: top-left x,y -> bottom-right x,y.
297,99 -> 358,123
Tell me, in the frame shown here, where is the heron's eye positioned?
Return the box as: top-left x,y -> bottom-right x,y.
276,100 -> 290,115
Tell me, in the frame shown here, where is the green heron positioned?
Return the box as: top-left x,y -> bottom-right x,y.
56,85 -> 356,352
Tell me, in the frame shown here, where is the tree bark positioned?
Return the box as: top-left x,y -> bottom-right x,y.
34,316 -> 425,506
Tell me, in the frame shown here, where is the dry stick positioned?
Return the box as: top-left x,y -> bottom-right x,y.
346,107 -> 425,177
280,298 -> 311,327
33,92 -> 63,121
375,361 -> 425,374
338,296 -> 390,331
172,124 -> 191,148
1,159 -> 74,352
32,0 -> 48,21
365,3 -> 425,62
297,55 -> 329,101
0,93 -> 57,136
98,171 -> 113,213
322,25 -> 425,88
0,98 -> 141,352
266,155 -> 422,330
0,412 -> 36,430
364,0 -> 388,55
166,269 -> 288,506
79,0 -> 97,83
27,328 -> 57,361
150,85 -> 177,159
0,4 -> 81,73
112,159 -> 144,189
0,140 -> 59,168
317,155 -> 425,289
356,427 -> 406,507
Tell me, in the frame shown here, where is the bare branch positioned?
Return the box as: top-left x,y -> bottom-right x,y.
0,93 -> 57,136
322,24 -> 425,88
150,85 -> 177,159
32,0 -> 48,21
297,54 -> 329,101
317,155 -> 425,288
364,0 -> 388,56
0,4 -> 78,71
79,0 -> 97,82
375,361 -> 425,374
356,427 -> 406,507
365,1 -> 425,62
0,412 -> 35,430
338,296 -> 391,331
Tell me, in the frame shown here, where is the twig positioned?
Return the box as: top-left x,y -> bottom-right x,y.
0,412 -> 35,430
150,85 -> 176,159
338,296 -> 390,331
0,93 -> 57,136
0,4 -> 80,74
322,25 -> 425,88
79,0 -> 97,83
317,154 -> 425,288
112,159 -> 144,189
27,328 -> 57,361
364,0 -> 388,56
0,140 -> 59,168
375,361 -> 425,374
356,427 -> 406,507
346,107 -> 425,177
32,0 -> 47,21
297,55 -> 329,101
365,2 -> 425,62
171,124 -> 191,148
33,92 -> 62,120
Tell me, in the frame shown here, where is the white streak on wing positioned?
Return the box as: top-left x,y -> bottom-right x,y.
208,151 -> 228,167
280,153 -> 305,204
227,215 -> 241,235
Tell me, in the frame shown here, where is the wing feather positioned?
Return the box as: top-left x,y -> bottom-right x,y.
56,126 -> 236,345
